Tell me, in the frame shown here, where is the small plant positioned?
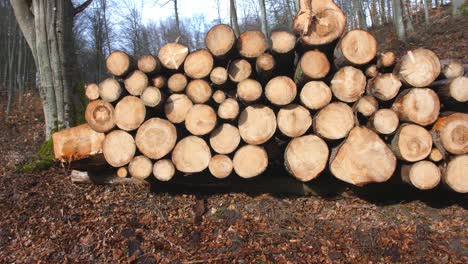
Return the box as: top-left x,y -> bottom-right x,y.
16,137 -> 55,173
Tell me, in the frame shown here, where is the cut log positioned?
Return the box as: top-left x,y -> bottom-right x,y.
391,124 -> 432,162
395,48 -> 441,87
186,79 -> 213,104
237,79 -> 263,103
334,30 -> 377,67
330,66 -> 366,103
330,127 -> 397,186
52,124 -> 105,162
228,59 -> 252,83
114,96 -> 146,131
294,50 -> 330,85
141,87 -> 163,107
401,161 -> 441,190
137,54 -> 161,75
205,24 -> 236,58
99,78 -> 122,103
210,67 -> 228,86
441,60 -> 465,79
209,124 -> 241,155
284,135 -> 329,182
164,94 -> 193,124
209,154 -> 233,179
238,105 -> 277,145
158,42 -> 189,70
293,0 -> 346,47
444,155 -> 468,193
185,104 -> 217,136
437,76 -> 468,106
152,75 -> 167,89
117,167 -> 128,178
85,100 -> 115,133
377,51 -> 397,69
184,49 -> 214,79
370,109 -> 399,135
431,113 -> 468,155
153,159 -> 176,182
392,88 -> 440,126
70,170 -> 148,186
135,118 -> 177,160
102,130 -> 136,167
106,51 -> 133,77
218,98 -> 240,120
366,73 -> 402,101
300,81 -> 332,110
277,104 -> 312,138
128,155 -> 153,180
124,70 -> 149,96
265,76 -> 297,106
429,148 -> 444,163
212,90 -> 227,104
313,102 -> 354,140
168,73 -> 188,93
172,136 -> 211,174
233,145 -> 268,178
365,65 -> 379,78
237,30 -> 268,59
85,83 -> 100,100
270,30 -> 296,54
256,53 -> 276,82
353,95 -> 379,117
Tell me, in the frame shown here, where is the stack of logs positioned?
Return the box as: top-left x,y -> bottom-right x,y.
53,0 -> 467,193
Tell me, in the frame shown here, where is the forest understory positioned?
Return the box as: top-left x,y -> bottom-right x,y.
0,13 -> 467,264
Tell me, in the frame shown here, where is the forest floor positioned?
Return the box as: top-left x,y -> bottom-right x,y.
0,15 -> 467,264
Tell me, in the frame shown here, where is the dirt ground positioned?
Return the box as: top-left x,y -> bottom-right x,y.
0,15 -> 467,264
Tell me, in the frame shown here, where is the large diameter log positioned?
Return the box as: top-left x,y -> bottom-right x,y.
141,87 -> 163,107
331,66 -> 366,103
103,130 -> 136,167
210,67 -> 228,86
441,60 -> 465,79
237,30 -> 268,59
334,30 -> 378,67
184,49 -> 214,79
228,59 -> 252,83
152,75 -> 167,89
353,95 -> 379,117
168,73 -> 188,93
392,88 -> 440,126
238,105 -> 277,145
370,109 -> 399,135
85,100 -> 115,133
233,145 -> 268,178
395,48 -> 441,87
128,155 -> 153,180
209,155 -> 233,179
172,136 -> 211,174
114,96 -> 146,131
265,76 -> 297,106
293,0 -> 346,47
377,51 -> 396,69
366,73 -> 402,101
164,94 -> 193,124
124,70 -> 148,96
158,42 -> 189,70
137,54 -> 161,75
391,124 -> 432,162
277,104 -> 312,138
444,155 -> 468,193
185,104 -> 217,136
300,81 -> 332,110
212,90 -> 226,104
313,102 -> 354,141
431,113 -> 468,155
437,76 -> 468,105
99,78 -> 122,103
294,50 -> 330,85
401,161 -> 441,190
85,83 -> 100,100
135,118 -> 177,160
256,53 -> 276,82
209,124 -> 241,155
106,51 -> 133,77
205,24 -> 236,58
237,79 -> 263,103
284,135 -> 329,182
52,124 -> 105,162
218,98 -> 240,120
330,127 -> 397,186
153,159 -> 175,182
186,79 -> 212,104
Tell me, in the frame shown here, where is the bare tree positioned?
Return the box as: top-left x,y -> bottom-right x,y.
156,0 -> 181,37
392,0 -> 406,42
259,0 -> 268,37
230,0 -> 240,37
453,0 -> 464,17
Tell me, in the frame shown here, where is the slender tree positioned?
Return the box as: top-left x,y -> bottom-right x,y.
258,0 -> 268,38
230,0 -> 240,37
392,0 -> 406,41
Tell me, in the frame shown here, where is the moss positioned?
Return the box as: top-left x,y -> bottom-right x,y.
16,138 -> 54,173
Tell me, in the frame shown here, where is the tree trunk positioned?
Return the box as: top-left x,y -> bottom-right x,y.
174,0 -> 181,36
172,136 -> 211,174
233,145 -> 269,178
330,66 -> 366,103
422,0 -> 430,25
209,154 -> 234,179
401,161 -> 441,190
258,0 -> 268,38
230,0 -> 241,37
402,0 -> 414,33
277,104 -> 312,138
184,49 -> 214,79
185,104 -> 217,136
238,105 -> 277,145
153,159 -> 176,181
392,0 -> 406,42
300,81 -> 332,111
135,118 -> 177,160
102,130 -> 136,167
209,124 -> 241,155
313,102 -> 355,141
114,96 -> 146,131
391,124 -> 433,162
392,88 -> 440,126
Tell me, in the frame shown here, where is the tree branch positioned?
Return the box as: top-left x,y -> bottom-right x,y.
74,0 -> 93,16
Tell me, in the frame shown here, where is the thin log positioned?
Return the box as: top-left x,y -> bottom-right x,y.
377,51 -> 396,70
429,148 -> 444,163
172,136 -> 212,174
137,54 -> 161,75
114,96 -> 146,131
128,155 -> 153,180
353,95 -> 379,118
85,100 -> 115,133
238,105 -> 277,145
294,50 -> 330,85
218,98 -> 239,120
153,159 -> 176,182
168,73 -> 188,93
401,161 -> 441,190
300,81 -> 332,110
99,78 -> 122,103
233,145 -> 268,178
441,59 -> 465,79
210,67 -> 228,86
365,65 -> 379,78
437,76 -> 468,106
85,83 -> 100,100
117,167 -> 128,178
212,90 -> 227,104
141,87 -> 163,107
106,51 -> 133,77
228,59 -> 252,83
391,124 -> 433,162
366,73 -> 402,101
256,53 -> 276,83
152,75 -> 167,89
135,118 -> 177,160
369,109 -> 399,135
237,79 -> 263,103
205,24 -> 236,59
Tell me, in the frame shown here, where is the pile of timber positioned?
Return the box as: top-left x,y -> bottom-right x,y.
53,0 -> 467,193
